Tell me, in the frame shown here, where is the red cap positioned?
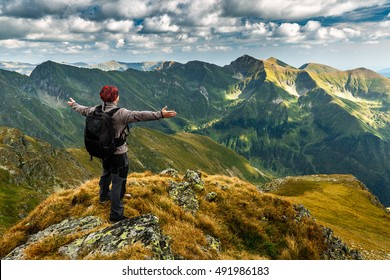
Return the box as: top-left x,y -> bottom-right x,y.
100,85 -> 119,102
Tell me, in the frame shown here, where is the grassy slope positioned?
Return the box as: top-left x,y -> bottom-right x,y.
0,127 -> 98,233
0,172 -> 329,260
69,127 -> 272,185
270,175 -> 390,259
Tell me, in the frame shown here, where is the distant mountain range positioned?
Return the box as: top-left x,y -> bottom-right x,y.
378,68 -> 390,78
0,55 -> 389,207
1,59 -> 390,78
0,60 -> 166,75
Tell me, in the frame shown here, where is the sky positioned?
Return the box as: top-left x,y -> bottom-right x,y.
0,0 -> 390,70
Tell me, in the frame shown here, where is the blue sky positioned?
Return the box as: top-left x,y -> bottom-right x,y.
0,0 -> 389,70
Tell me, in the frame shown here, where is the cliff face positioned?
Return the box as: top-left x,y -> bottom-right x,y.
1,170 -> 368,260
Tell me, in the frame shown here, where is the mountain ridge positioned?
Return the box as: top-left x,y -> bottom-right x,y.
2,169 -> 375,260
0,55 -> 389,206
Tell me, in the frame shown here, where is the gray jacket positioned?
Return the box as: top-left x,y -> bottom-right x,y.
72,101 -> 163,154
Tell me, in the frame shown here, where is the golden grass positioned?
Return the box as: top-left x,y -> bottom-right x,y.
272,175 -> 390,259
0,171 -> 330,260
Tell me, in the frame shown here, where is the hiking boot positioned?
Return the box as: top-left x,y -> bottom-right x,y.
109,216 -> 129,223
99,197 -> 110,204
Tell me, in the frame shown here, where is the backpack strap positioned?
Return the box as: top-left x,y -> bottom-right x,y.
105,107 -> 128,147
106,107 -> 120,116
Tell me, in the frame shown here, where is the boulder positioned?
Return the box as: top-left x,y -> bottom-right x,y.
183,169 -> 204,192
168,181 -> 199,215
58,214 -> 174,260
206,234 -> 221,252
205,192 -> 218,202
4,216 -> 102,260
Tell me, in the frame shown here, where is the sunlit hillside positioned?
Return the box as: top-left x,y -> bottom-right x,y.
269,175 -> 390,259
1,170 -> 374,260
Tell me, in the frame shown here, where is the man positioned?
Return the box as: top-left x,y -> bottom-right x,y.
67,85 -> 176,222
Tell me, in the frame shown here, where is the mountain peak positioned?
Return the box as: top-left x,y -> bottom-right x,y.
300,63 -> 340,73
227,54 -> 264,78
265,57 -> 295,69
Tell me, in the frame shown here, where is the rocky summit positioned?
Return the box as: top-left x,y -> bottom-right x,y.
1,169 -> 376,260
58,214 -> 173,260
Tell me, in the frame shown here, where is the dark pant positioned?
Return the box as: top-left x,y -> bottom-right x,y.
99,153 -> 129,220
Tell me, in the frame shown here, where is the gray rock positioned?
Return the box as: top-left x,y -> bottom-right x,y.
4,216 -> 102,260
206,234 -> 221,253
294,204 -> 314,222
183,169 -> 205,192
322,227 -> 363,260
168,181 -> 199,215
205,192 -> 218,202
58,214 -> 174,260
160,168 -> 179,178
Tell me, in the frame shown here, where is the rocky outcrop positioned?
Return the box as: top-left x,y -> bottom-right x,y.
168,180 -> 199,215
167,169 -> 205,215
4,216 -> 102,260
183,169 -> 205,192
4,214 -> 174,260
294,204 -> 315,222
292,204 -> 362,260
322,227 -> 363,260
59,214 -> 173,260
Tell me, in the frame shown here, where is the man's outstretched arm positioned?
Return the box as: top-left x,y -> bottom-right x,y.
67,97 -> 95,116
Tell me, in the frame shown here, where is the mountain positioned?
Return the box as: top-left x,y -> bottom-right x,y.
267,174 -> 390,259
0,60 -> 166,75
76,60 -> 165,72
0,126 -> 270,233
48,60 -> 166,73
68,127 -> 270,185
0,127 -> 99,232
0,56 -> 389,206
207,55 -> 390,205
0,170 -> 367,260
378,68 -> 390,78
0,61 -> 37,76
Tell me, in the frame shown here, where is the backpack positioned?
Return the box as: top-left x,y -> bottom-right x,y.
84,105 -> 125,160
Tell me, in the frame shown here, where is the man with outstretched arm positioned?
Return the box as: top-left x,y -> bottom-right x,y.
67,85 -> 176,222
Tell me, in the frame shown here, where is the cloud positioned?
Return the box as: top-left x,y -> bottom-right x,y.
100,0 -> 153,20
104,19 -> 134,33
1,0 -> 93,18
142,14 -> 180,33
0,0 -> 389,66
221,0 -> 389,20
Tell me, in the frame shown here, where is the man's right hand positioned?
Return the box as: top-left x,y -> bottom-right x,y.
67,97 -> 76,107
161,106 -> 177,118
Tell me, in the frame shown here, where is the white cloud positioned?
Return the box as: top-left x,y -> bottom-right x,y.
1,0 -> 93,18
303,21 -> 321,32
95,41 -> 110,50
115,38 -> 125,48
275,23 -> 301,37
0,0 -> 389,68
0,39 -> 29,48
221,0 -> 388,20
69,16 -> 101,33
142,14 -> 180,33
100,0 -> 155,19
105,19 -> 134,33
